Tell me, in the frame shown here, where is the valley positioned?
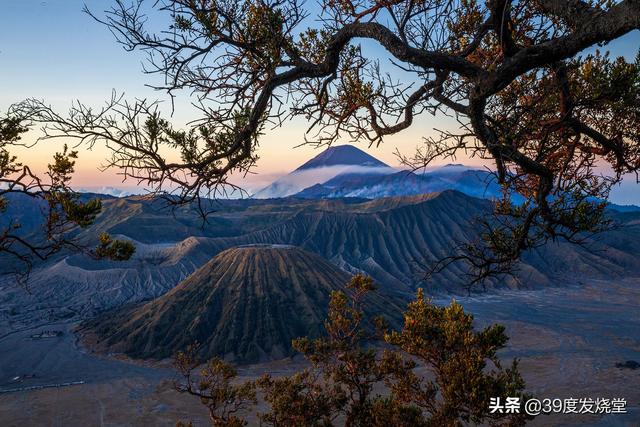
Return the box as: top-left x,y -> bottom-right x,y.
1,147 -> 639,426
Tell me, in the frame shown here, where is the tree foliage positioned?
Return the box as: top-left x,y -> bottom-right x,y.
384,289 -> 529,425
175,275 -> 530,426
257,370 -> 342,426
174,345 -> 258,427
4,0 -> 637,283
292,275 -> 397,426
94,232 -> 137,261
0,114 -> 135,281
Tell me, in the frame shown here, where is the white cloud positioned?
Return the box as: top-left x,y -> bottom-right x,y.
252,165 -> 396,199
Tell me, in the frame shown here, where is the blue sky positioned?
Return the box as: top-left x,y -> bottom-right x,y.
1,1 -> 638,202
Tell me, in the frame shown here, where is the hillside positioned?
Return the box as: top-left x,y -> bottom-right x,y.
2,190 -> 639,338
80,245 -> 403,362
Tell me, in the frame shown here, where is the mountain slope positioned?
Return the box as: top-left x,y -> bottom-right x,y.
81,245 -> 403,362
173,191 -> 640,292
295,145 -> 389,170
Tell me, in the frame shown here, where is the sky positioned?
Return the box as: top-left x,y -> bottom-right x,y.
1,1 -> 639,202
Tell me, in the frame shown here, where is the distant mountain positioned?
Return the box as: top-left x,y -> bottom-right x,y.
252,145 -> 394,199
253,144 -> 506,201
608,203 -> 640,213
75,186 -> 141,198
81,245 -> 403,362
294,167 -> 502,200
296,144 -> 389,170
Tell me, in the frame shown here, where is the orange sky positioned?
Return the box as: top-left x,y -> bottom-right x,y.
13,111 -> 485,193
3,1 -> 481,193
2,2 -> 638,201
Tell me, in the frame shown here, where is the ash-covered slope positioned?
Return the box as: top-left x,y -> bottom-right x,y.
82,245 -> 402,363
178,191 -> 640,292
0,237 -> 206,337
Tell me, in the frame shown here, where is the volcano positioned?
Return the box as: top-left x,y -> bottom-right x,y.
295,145 -> 389,170
252,145 -> 394,198
81,245 -> 403,363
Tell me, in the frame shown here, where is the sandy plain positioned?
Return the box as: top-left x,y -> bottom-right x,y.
1,278 -> 639,426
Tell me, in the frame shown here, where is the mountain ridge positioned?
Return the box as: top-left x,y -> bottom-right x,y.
3,190 -> 639,340
292,168 -> 502,200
